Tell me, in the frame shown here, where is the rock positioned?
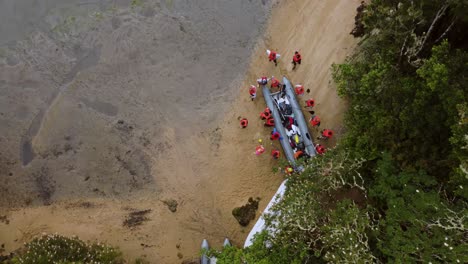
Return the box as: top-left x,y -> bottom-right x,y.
232,197 -> 260,226
163,199 -> 178,213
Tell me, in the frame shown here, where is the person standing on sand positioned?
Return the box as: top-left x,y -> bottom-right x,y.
270,76 -> 281,89
292,51 -> 302,70
267,49 -> 280,66
257,76 -> 269,86
249,85 -> 257,101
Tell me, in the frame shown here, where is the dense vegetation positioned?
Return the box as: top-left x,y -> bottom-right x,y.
213,0 -> 467,263
2,234 -> 124,264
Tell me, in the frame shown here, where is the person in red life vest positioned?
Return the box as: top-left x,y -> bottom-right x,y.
292,51 -> 302,70
240,118 -> 248,128
270,76 -> 281,89
305,98 -> 315,108
271,128 -> 280,140
287,116 -> 295,129
317,129 -> 334,140
315,144 -> 326,155
257,76 -> 269,86
294,84 -> 304,96
267,49 -> 279,66
271,149 -> 280,159
285,166 -> 294,175
260,107 -> 272,120
249,85 -> 257,101
264,117 -> 275,127
294,150 -> 304,160
255,139 -> 265,155
309,115 -> 321,127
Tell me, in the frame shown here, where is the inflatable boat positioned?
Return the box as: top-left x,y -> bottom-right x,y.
262,77 -> 316,167
262,85 -> 296,166
283,77 -> 316,157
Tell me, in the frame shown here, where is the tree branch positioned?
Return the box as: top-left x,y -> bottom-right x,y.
435,18 -> 456,43
414,3 -> 449,57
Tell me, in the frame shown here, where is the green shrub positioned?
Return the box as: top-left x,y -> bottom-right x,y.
11,234 -> 123,264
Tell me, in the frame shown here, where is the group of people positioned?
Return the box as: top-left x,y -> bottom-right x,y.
239,49 -> 334,173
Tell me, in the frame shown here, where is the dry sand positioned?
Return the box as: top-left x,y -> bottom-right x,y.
0,0 -> 361,263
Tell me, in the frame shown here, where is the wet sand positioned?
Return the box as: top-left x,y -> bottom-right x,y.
0,0 -> 360,263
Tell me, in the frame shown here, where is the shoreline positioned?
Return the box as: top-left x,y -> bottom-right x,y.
0,0 -> 361,262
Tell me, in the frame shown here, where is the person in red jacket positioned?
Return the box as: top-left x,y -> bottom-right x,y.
271,128 -> 280,140
292,51 -> 302,70
305,99 -> 315,108
315,144 -> 326,155
270,77 -> 281,89
317,129 -> 334,140
249,85 -> 257,101
257,76 -> 269,86
260,107 -> 272,120
294,150 -> 304,160
271,149 -> 280,159
240,118 -> 248,128
267,50 -> 279,66
264,117 -> 275,127
309,115 -> 321,127
295,84 -> 304,96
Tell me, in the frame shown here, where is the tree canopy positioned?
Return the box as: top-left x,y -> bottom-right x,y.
213,1 -> 468,262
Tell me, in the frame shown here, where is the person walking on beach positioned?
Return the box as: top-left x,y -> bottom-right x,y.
249,85 -> 257,101
292,51 -> 302,70
267,49 -> 280,66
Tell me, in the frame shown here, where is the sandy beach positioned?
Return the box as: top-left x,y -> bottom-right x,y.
0,0 -> 361,263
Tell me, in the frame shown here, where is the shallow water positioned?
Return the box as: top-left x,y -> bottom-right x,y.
0,0 -> 129,45
0,0 -> 270,208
